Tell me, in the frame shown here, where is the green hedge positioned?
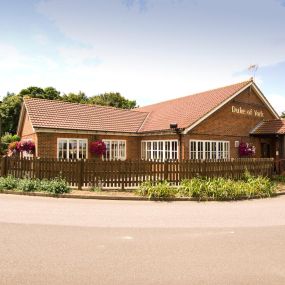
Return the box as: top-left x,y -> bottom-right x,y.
137,172 -> 276,200
0,176 -> 70,194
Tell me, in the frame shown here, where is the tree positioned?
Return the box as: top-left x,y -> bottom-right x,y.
89,92 -> 136,109
0,86 -> 61,135
19,86 -> 61,100
281,112 -> 285,119
43,87 -> 61,100
0,93 -> 22,134
60,91 -> 88,103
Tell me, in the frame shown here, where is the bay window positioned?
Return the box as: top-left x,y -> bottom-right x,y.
189,140 -> 230,160
103,140 -> 126,160
141,140 -> 178,161
57,138 -> 87,159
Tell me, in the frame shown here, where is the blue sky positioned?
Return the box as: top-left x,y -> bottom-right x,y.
0,0 -> 285,112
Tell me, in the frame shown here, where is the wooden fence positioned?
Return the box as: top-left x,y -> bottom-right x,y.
0,156 -> 274,190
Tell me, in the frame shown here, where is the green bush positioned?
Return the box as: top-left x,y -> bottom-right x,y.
136,181 -> 177,199
17,178 -> 40,192
1,133 -> 21,153
0,176 -> 70,194
39,178 -> 70,194
0,175 -> 18,191
137,173 -> 276,201
91,186 -> 102,192
178,174 -> 276,200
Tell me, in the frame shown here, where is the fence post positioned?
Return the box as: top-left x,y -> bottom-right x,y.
164,159 -> 169,181
78,159 -> 84,190
1,156 -> 7,177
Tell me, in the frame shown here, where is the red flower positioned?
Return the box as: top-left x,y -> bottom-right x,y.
90,141 -> 106,156
239,142 -> 255,157
16,141 -> 35,154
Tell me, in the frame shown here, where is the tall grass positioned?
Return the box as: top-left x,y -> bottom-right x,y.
137,171 -> 276,200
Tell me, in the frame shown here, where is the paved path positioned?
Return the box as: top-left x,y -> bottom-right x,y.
1,194 -> 285,284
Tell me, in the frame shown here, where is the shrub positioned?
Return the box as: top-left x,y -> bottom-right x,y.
136,180 -> 177,199
39,178 -> 70,194
0,175 -> 18,191
178,175 -> 276,200
0,176 -> 70,194
17,178 -> 40,192
91,186 -> 102,192
137,172 -> 277,201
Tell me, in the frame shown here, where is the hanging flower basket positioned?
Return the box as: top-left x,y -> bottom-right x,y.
90,140 -> 106,157
239,142 -> 256,157
8,140 -> 35,156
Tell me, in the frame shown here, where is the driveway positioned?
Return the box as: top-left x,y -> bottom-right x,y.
0,194 -> 285,285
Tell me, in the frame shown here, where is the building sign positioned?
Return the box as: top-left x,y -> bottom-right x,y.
231,106 -> 264,118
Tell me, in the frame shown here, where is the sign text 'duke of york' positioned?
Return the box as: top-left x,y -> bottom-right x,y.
231,106 -> 264,117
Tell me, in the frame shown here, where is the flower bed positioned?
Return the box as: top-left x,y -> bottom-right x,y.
136,171 -> 276,200
0,176 -> 70,194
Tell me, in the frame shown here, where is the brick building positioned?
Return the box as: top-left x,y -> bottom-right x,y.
17,79 -> 285,161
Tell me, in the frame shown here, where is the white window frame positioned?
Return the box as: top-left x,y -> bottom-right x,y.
57,138 -> 88,159
141,140 -> 179,161
102,139 -> 127,160
189,140 -> 230,160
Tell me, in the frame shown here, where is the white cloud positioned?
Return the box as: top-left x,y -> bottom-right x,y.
34,0 -> 285,105
266,93 -> 285,114
0,43 -> 29,70
1,0 -> 285,106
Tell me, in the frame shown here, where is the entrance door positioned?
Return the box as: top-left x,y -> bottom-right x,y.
261,143 -> 270,158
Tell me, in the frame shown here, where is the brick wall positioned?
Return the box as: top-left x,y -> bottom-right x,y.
37,132 -> 141,159
184,87 -> 276,159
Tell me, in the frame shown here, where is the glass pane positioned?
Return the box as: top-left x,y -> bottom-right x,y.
153,142 -> 158,159
165,141 -> 171,160
58,140 -> 68,159
104,141 -> 110,160
205,141 -> 211,159
146,142 -> 152,159
197,141 -> 203,159
158,141 -> 163,160
69,140 -> 77,159
78,140 -> 87,159
224,142 -> 229,159
218,142 -> 223,159
212,142 -> 217,159
172,141 -> 178,160
119,141 -> 126,159
111,141 -> 119,160
190,141 -> 196,160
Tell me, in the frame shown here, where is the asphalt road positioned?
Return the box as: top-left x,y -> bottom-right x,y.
1,194 -> 285,285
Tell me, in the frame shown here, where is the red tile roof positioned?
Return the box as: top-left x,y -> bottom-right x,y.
136,80 -> 252,132
24,98 -> 148,133
23,80 -> 254,134
251,119 -> 285,135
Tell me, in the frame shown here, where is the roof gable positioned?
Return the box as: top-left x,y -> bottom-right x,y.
136,80 -> 279,133
137,80 -> 251,132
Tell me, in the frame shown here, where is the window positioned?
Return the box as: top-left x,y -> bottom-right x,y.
189,140 -> 230,160
103,140 -> 126,160
57,139 -> 87,159
141,140 -> 178,161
